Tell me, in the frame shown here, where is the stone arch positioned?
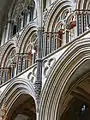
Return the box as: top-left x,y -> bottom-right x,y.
0,78 -> 36,120
44,0 -> 73,32
8,0 -> 37,19
18,22 -> 37,53
6,0 -> 37,38
0,42 -> 16,67
39,37 -> 90,120
57,72 -> 90,120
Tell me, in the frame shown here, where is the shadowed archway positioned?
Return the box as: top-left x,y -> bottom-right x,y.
0,78 -> 36,120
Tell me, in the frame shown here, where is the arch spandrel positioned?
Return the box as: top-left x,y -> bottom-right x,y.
39,37 -> 90,120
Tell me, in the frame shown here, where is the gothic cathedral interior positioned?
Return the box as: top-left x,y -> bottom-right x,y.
0,0 -> 90,120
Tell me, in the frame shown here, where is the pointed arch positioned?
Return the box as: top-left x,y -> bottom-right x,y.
8,0 -> 37,19
44,0 -> 73,32
39,37 -> 90,120
0,41 -> 16,67
0,78 -> 36,120
18,22 -> 37,53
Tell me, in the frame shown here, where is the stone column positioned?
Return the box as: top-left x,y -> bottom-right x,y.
10,64 -> 16,78
1,103 -> 7,120
0,68 -> 12,84
1,26 -> 6,46
49,32 -> 52,53
51,32 -> 56,52
2,68 -> 9,83
22,53 -> 28,71
52,33 -> 55,51
57,31 -> 62,48
18,55 -> 22,73
21,16 -> 24,29
2,70 -> 5,83
43,32 -> 47,57
4,69 -> 8,82
83,12 -> 87,32
5,20 -> 11,43
28,53 -> 32,66
75,11 -> 78,36
35,0 -> 43,120
76,12 -> 82,35
82,12 -> 84,32
46,32 -> 49,55
0,69 -> 2,85
0,68 -> 6,84
8,68 -> 11,80
46,0 -> 51,8
87,12 -> 90,27
27,10 -> 30,24
55,32 -> 58,49
65,29 -> 69,43
22,54 -> 26,71
35,27 -> 42,115
16,54 -> 22,74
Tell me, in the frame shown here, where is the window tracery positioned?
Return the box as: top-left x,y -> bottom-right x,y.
61,9 -> 70,20
43,7 -> 76,56
0,49 -> 16,84
10,0 -> 35,36
66,13 -> 76,41
55,8 -> 77,43
24,32 -> 37,67
6,49 -> 16,78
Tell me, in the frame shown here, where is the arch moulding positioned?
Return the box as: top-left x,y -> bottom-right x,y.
39,37 -> 90,120
0,78 -> 36,119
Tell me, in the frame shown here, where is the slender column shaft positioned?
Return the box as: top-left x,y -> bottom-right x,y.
35,27 -> 42,112
1,26 -> 6,45
35,0 -> 43,119
1,103 -> 7,120
27,11 -> 30,24
5,21 -> 11,42
21,17 -> 24,29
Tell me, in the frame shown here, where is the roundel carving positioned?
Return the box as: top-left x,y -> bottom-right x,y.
43,58 -> 56,77
27,66 -> 37,84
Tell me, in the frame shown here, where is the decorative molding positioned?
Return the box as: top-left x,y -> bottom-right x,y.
43,58 -> 56,78
39,38 -> 90,120
0,78 -> 36,118
27,66 -> 37,84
